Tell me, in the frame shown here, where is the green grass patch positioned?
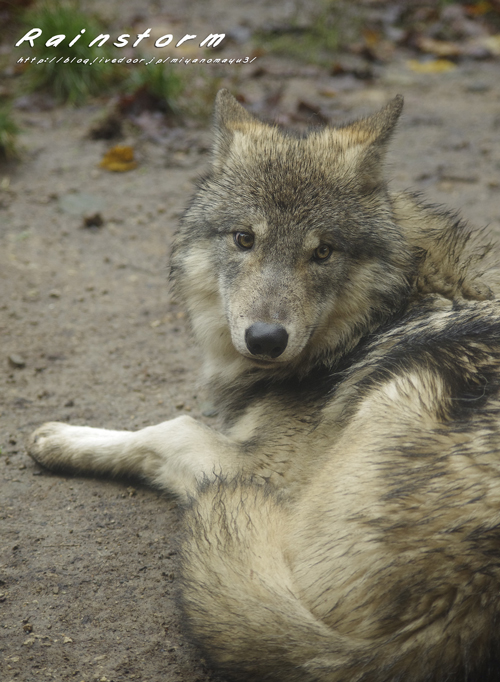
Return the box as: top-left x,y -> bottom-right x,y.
125,62 -> 183,115
16,1 -> 185,113
19,0 -> 115,104
255,0 -> 364,66
0,105 -> 20,159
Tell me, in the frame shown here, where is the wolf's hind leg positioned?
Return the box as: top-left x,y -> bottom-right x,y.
28,417 -> 242,499
180,480 -> 357,681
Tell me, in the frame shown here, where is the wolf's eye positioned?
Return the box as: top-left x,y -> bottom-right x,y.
313,244 -> 332,262
234,232 -> 255,250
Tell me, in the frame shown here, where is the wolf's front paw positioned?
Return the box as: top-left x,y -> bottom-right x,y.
28,422 -> 74,472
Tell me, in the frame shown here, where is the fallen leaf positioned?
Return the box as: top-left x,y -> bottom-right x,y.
417,37 -> 462,58
465,1 -> 493,16
406,59 -> 456,73
99,145 -> 137,172
318,88 -> 337,98
480,34 -> 500,56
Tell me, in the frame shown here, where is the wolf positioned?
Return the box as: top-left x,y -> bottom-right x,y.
29,90 -> 500,682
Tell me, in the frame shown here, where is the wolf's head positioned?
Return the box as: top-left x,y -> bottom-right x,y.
171,91 -> 490,382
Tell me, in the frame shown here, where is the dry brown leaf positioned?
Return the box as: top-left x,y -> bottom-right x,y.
99,145 -> 137,172
466,1 -> 494,16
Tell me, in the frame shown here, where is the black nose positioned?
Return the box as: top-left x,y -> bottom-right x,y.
245,323 -> 289,358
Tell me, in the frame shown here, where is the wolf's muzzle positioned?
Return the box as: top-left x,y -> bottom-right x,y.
245,323 -> 289,359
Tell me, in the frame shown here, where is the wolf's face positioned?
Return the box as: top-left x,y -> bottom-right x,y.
174,92 -> 416,370
206,125 -> 412,366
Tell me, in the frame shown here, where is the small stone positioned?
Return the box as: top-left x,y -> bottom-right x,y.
200,401 -> 218,418
83,212 -> 104,229
439,173 -> 479,184
8,354 -> 26,369
465,82 -> 490,93
58,192 -> 105,217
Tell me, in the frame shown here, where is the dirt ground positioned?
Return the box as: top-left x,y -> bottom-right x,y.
1,2 -> 500,681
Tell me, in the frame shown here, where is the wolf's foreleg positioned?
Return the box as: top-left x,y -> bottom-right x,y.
28,417 -> 242,499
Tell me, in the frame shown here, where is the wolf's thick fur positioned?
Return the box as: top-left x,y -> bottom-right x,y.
29,91 -> 500,682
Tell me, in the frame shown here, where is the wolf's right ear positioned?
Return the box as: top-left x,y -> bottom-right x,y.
211,89 -> 257,171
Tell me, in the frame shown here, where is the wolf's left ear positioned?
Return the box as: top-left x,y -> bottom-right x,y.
354,95 -> 404,146
211,89 -> 260,171
337,95 -> 404,191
